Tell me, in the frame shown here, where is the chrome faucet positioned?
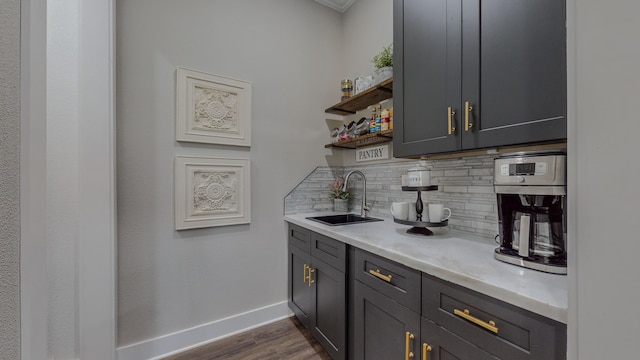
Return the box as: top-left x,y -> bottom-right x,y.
343,170 -> 370,217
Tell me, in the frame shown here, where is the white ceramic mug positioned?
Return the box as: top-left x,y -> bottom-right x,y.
408,202 -> 417,221
428,204 -> 451,223
390,202 -> 409,220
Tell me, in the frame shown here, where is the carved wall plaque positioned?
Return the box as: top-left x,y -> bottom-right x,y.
176,68 -> 251,146
175,156 -> 250,230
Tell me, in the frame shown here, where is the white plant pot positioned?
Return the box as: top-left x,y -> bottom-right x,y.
334,199 -> 349,213
374,66 -> 393,84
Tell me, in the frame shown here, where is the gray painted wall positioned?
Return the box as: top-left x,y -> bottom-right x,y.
571,0 -> 640,358
116,0 -> 345,346
0,0 -> 21,358
341,0 -> 393,82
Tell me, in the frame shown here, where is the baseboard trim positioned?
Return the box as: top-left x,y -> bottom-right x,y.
117,301 -> 292,360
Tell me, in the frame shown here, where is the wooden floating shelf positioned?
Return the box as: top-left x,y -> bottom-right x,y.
325,78 -> 393,115
325,129 -> 393,149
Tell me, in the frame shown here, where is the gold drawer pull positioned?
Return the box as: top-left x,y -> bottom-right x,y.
303,264 -> 309,284
422,343 -> 432,360
308,267 -> 315,287
464,101 -> 474,131
447,107 -> 456,135
405,332 -> 415,360
453,308 -> 499,334
369,269 -> 392,283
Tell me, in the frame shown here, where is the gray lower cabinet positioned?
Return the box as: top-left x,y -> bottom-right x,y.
288,224 -> 347,360
287,223 -> 566,360
353,281 -> 420,360
422,273 -> 567,359
311,256 -> 346,359
352,248 -> 421,360
422,318 -> 498,360
289,244 -> 312,327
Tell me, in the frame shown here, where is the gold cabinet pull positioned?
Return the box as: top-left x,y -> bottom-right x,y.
422,343 -> 432,360
405,332 -> 415,360
447,107 -> 456,135
303,264 -> 309,284
453,308 -> 499,334
369,269 -> 392,283
464,101 -> 473,131
308,267 -> 315,287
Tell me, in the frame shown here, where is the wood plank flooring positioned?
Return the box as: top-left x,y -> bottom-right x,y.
163,316 -> 332,360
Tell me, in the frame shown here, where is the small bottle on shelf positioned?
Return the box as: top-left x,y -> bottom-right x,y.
381,108 -> 390,131
369,107 -> 377,133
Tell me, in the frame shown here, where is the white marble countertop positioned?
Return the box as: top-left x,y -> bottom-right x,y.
284,212 -> 568,324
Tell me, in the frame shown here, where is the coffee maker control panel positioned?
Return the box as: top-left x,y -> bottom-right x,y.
500,162 -> 547,176
494,152 -> 566,187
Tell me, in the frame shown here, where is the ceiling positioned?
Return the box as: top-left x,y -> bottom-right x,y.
314,0 -> 357,13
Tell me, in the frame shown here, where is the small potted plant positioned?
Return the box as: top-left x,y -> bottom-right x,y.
371,44 -> 393,83
329,176 -> 350,212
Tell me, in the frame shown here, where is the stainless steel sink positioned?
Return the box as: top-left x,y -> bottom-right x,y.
306,214 -> 383,226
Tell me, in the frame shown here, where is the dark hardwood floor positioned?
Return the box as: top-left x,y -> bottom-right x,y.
163,316 -> 332,360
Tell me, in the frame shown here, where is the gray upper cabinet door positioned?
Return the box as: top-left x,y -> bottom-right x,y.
393,0 -> 566,157
461,0 -> 567,149
393,0 -> 461,157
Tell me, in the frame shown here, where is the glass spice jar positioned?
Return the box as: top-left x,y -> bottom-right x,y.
341,79 -> 353,100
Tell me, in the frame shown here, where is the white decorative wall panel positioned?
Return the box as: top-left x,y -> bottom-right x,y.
176,68 -> 251,146
175,156 -> 250,230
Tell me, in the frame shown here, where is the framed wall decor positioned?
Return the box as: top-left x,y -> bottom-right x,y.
176,67 -> 252,146
175,156 -> 251,230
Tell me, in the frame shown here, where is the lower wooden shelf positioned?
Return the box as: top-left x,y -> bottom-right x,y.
325,129 -> 393,149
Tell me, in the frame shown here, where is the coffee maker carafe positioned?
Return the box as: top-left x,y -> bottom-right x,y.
494,151 -> 567,274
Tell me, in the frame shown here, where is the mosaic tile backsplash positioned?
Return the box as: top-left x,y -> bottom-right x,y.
284,155 -> 499,238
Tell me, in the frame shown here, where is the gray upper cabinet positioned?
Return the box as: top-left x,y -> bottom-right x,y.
393,0 -> 567,157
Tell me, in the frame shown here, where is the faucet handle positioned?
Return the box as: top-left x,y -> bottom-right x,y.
362,204 -> 371,218
364,200 -> 374,211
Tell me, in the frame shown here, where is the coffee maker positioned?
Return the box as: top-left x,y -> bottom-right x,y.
494,151 -> 567,274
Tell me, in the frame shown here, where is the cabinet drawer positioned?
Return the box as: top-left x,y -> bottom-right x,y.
353,248 -> 421,312
288,223 -> 311,251
311,232 -> 346,272
422,274 -> 566,359
422,318 -> 498,360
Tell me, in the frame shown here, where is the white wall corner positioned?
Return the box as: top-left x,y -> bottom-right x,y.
314,0 -> 357,13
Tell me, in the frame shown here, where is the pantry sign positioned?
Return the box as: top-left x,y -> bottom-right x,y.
356,144 -> 390,162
